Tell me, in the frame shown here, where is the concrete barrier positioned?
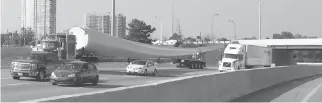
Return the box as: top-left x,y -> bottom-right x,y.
28,65 -> 322,102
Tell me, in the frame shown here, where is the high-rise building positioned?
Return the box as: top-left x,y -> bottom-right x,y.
21,0 -> 56,40
85,13 -> 111,35
115,14 -> 126,38
85,13 -> 126,38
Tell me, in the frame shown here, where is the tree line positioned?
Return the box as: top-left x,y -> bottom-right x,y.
1,28 -> 36,47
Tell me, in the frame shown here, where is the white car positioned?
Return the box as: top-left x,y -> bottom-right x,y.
126,60 -> 158,76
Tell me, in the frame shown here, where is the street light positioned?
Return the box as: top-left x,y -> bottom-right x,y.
211,13 -> 219,38
155,16 -> 163,41
229,20 -> 236,40
258,0 -> 262,40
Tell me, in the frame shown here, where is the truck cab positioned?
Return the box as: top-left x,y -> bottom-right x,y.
219,44 -> 246,71
10,51 -> 64,81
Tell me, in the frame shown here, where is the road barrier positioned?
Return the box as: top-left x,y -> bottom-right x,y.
25,65 -> 322,102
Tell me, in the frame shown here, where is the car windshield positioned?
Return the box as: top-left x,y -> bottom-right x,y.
224,54 -> 238,59
131,61 -> 147,65
59,63 -> 83,70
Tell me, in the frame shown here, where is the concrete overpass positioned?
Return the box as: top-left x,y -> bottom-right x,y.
237,38 -> 322,50
236,38 -> 322,66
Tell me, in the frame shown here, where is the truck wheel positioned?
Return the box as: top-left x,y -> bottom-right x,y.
36,71 -> 46,81
200,64 -> 204,69
12,76 -> 20,79
52,82 -> 57,85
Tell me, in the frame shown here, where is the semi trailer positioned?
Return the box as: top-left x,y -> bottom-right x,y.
218,44 -> 273,72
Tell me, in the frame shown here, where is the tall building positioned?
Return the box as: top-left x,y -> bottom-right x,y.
85,13 -> 111,34
115,14 -> 126,38
85,13 -> 126,38
21,0 -> 56,40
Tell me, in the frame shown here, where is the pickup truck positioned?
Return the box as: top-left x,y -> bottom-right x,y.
10,51 -> 65,81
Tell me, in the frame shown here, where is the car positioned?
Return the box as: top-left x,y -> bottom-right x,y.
126,60 -> 158,76
50,61 -> 99,86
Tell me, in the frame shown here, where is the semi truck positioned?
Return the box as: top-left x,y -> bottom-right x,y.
218,44 -> 272,72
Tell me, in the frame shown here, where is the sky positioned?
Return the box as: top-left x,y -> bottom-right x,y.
1,0 -> 322,40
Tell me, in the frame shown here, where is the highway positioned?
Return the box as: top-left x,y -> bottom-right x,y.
1,62 -> 218,102
232,74 -> 322,102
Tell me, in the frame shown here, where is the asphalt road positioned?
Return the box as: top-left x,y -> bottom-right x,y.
232,74 -> 322,102
1,62 -> 218,102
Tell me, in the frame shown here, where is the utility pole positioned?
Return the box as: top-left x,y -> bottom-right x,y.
172,0 -> 175,36
259,0 -> 262,40
111,0 -> 116,37
44,0 -> 47,38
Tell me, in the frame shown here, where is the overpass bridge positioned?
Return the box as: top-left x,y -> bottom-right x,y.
236,38 -> 322,66
237,38 -> 322,50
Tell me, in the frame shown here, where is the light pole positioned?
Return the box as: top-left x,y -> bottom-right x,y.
111,0 -> 116,37
172,0 -> 175,36
258,0 -> 262,40
229,20 -> 236,40
155,16 -> 163,41
211,13 -> 219,38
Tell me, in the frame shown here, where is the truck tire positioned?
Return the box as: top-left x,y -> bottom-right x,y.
200,64 -> 204,69
36,70 -> 46,81
13,76 -> 20,79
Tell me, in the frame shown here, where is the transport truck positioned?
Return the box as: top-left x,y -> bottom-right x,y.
173,52 -> 207,69
218,44 -> 272,72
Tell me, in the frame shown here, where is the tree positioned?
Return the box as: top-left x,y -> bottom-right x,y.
125,19 -> 156,44
169,20 -> 183,41
169,33 -> 182,41
217,38 -> 228,41
21,27 -> 36,46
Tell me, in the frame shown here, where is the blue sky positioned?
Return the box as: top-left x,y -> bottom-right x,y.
1,0 -> 322,40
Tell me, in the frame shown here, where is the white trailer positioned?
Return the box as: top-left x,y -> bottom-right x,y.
218,44 -> 272,71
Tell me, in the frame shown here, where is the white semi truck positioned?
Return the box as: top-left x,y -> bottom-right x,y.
218,44 -> 273,72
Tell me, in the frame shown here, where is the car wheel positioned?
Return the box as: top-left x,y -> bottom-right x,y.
12,76 -> 20,79
127,71 -> 131,75
152,69 -> 158,76
36,71 -> 46,81
92,76 -> 99,85
144,69 -> 148,76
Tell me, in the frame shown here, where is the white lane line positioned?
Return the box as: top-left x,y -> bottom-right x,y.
0,83 -> 30,87
301,82 -> 322,102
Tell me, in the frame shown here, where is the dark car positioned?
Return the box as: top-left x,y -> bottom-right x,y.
50,61 -> 99,86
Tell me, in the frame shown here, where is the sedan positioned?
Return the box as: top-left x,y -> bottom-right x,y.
126,60 -> 157,76
50,61 -> 99,86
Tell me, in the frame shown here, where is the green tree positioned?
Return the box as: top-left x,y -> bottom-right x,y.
169,33 -> 183,41
125,19 -> 156,44
21,27 -> 36,46
217,38 -> 228,41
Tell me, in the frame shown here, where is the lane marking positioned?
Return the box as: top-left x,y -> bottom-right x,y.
0,83 -> 30,87
301,82 -> 322,102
